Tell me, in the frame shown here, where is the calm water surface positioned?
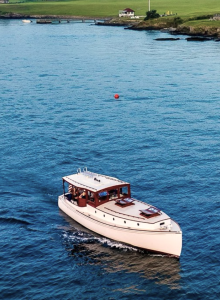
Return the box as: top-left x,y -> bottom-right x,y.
1,19 -> 220,299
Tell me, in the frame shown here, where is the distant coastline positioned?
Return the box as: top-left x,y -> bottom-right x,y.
0,12 -> 108,20
1,12 -> 220,39
95,16 -> 220,39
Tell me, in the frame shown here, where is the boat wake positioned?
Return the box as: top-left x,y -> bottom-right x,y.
61,229 -> 181,289
62,229 -> 139,253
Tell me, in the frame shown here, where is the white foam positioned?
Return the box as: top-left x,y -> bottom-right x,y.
62,230 -> 139,252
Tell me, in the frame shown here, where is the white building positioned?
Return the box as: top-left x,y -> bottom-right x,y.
119,8 -> 135,18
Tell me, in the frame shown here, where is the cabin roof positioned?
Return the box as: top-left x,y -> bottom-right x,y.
63,171 -> 129,192
123,8 -> 135,12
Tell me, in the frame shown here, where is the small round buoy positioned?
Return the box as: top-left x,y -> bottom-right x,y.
114,94 -> 119,99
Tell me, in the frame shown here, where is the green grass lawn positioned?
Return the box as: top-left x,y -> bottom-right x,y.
1,0 -> 220,18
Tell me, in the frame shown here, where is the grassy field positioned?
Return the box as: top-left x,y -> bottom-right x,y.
1,0 -> 220,18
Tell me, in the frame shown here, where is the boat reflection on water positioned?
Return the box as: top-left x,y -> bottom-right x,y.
59,212 -> 181,289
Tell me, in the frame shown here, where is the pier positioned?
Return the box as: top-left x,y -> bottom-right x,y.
36,18 -> 110,24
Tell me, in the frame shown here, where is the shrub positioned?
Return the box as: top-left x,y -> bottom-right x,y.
173,17 -> 183,26
191,14 -> 213,20
144,10 -> 160,21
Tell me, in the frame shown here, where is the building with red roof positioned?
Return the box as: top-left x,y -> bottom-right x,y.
119,8 -> 135,18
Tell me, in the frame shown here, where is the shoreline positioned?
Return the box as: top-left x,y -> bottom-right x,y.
0,12 -> 111,20
96,18 -> 220,39
1,13 -> 220,39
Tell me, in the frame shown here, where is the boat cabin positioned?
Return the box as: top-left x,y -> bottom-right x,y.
62,168 -> 131,208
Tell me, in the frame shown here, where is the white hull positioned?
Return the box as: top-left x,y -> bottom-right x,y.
58,195 -> 182,258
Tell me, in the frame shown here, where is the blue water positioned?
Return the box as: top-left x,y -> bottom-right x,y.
1,19 -> 220,299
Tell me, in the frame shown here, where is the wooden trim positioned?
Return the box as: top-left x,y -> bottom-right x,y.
94,184 -> 131,207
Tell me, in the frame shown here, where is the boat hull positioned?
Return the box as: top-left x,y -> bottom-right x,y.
58,196 -> 182,258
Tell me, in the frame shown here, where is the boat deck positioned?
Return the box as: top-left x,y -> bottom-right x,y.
96,199 -> 170,224
61,191 -> 181,232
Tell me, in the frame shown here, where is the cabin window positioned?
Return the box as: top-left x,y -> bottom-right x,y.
63,182 -> 70,195
88,191 -> 95,202
109,189 -> 118,200
120,186 -> 128,197
98,191 -> 108,202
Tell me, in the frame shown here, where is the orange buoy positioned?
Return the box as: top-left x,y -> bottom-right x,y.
114,94 -> 119,99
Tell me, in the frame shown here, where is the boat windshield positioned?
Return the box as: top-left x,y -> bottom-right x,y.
120,186 -> 129,197
88,191 -> 95,203
98,191 -> 108,202
109,189 -> 118,200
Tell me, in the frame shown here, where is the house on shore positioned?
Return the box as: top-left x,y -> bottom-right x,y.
119,8 -> 135,18
0,0 -> 9,3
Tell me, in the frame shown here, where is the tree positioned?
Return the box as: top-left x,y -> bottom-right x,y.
144,10 -> 160,21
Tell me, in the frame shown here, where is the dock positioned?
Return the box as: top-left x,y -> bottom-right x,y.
36,18 -> 110,24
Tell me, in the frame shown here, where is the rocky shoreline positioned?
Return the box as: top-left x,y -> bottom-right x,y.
1,12 -> 220,39
96,18 -> 220,40
126,24 -> 220,39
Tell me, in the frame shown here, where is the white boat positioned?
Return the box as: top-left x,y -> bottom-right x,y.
22,20 -> 32,23
58,168 -> 182,258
